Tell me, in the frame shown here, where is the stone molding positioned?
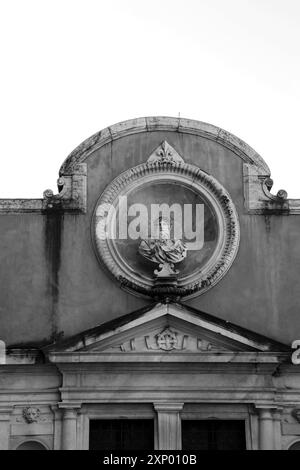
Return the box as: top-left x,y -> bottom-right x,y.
0,163 -> 87,214
243,164 -> 300,215
59,116 -> 270,175
93,160 -> 240,299
48,351 -> 289,366
44,302 -> 290,355
11,437 -> 50,450
0,406 -> 13,419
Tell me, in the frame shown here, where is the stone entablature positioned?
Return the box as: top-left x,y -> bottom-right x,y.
1,302 -> 300,450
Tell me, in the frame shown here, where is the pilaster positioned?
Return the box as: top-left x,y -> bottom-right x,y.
154,403 -> 184,450
0,406 -> 12,450
59,404 -> 81,450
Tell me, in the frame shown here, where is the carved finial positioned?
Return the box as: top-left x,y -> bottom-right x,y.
147,141 -> 184,165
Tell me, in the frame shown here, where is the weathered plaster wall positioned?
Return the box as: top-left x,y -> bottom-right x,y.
0,127 -> 299,346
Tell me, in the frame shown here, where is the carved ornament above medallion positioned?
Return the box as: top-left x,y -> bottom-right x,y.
146,141 -> 184,165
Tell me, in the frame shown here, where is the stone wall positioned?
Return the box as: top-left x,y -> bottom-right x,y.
0,117 -> 299,346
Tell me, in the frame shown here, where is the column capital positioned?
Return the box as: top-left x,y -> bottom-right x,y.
255,404 -> 279,409
58,402 -> 82,410
258,409 -> 273,420
50,404 -> 62,416
273,407 -> 284,419
154,403 -> 183,450
154,403 -> 184,413
62,408 -> 79,419
255,404 -> 281,415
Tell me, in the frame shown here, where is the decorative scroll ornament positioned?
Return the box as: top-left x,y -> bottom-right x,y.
23,406 -> 40,423
147,141 -> 184,165
262,177 -> 288,201
43,177 -> 66,200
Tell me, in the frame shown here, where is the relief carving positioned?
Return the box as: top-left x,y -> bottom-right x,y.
147,141 -> 184,165
105,329 -> 224,353
145,327 -> 187,351
111,339 -> 136,352
293,409 -> 300,423
22,406 -> 41,423
139,216 -> 187,278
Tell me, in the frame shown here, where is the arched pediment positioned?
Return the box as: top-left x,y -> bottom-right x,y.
59,116 -> 270,176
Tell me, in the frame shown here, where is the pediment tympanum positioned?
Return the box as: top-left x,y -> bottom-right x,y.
80,323 -> 229,354
45,303 -> 289,363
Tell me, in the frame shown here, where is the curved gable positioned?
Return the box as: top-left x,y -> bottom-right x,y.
59,116 -> 270,175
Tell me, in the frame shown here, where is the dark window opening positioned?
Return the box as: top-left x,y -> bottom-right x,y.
89,419 -> 154,450
182,420 -> 246,450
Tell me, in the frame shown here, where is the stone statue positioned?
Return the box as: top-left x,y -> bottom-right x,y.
139,216 -> 187,277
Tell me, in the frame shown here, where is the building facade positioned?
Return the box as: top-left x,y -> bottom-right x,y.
1,116 -> 300,450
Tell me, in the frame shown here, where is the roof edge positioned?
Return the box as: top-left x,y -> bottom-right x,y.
43,301 -> 289,354
59,116 -> 271,175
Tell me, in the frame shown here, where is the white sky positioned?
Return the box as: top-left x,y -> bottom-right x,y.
0,0 -> 299,198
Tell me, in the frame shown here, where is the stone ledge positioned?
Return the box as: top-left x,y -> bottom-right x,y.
243,163 -> 300,214
0,163 -> 87,214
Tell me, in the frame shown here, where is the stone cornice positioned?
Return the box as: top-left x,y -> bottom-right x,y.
48,351 -> 290,365
59,116 -> 270,175
0,163 -> 87,214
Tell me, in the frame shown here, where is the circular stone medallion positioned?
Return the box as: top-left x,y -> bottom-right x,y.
92,158 -> 240,299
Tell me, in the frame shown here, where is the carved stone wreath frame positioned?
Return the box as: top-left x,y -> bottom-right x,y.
92,160 -> 240,300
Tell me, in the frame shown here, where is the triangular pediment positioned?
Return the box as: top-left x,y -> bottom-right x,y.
83,319 -> 230,354
45,303 -> 289,357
